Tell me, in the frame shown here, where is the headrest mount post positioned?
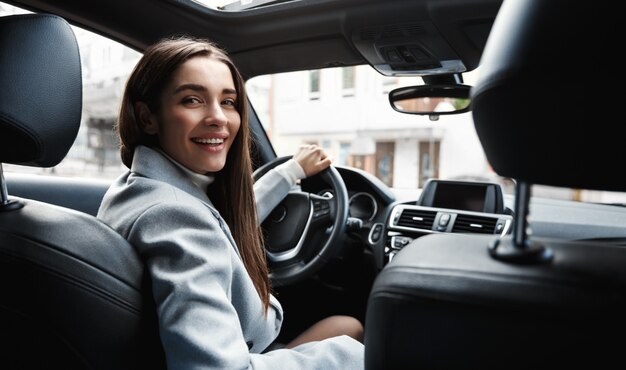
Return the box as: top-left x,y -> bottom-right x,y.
487,180 -> 553,264
0,163 -> 24,211
0,163 -> 9,205
512,180 -> 530,248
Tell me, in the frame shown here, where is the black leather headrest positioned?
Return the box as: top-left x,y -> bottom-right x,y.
471,0 -> 625,192
0,14 -> 82,167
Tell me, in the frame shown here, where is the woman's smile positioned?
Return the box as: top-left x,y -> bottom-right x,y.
191,135 -> 227,152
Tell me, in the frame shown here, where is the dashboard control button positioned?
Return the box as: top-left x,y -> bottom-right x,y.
369,223 -> 383,243
439,213 -> 451,226
391,236 -> 412,249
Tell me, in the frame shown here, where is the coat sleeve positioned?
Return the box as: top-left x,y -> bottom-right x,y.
254,159 -> 305,224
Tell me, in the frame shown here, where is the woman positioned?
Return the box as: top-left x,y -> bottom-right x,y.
97,36 -> 364,369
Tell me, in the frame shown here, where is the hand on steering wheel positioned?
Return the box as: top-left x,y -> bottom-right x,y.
253,156 -> 349,286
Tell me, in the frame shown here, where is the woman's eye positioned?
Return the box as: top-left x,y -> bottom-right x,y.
222,98 -> 236,107
183,97 -> 202,105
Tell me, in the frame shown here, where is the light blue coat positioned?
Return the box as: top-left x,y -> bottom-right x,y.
97,146 -> 364,370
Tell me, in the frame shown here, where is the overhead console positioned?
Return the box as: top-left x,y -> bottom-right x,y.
347,0 -> 502,77
382,180 -> 512,267
351,21 -> 466,77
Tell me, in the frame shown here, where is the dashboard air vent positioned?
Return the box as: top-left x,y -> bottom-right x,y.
452,214 -> 497,234
397,209 -> 436,230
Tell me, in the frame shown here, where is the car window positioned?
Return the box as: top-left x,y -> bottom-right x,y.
1,2 -> 137,181
246,66 -> 626,205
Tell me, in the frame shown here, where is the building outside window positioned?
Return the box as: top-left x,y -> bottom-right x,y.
419,140 -> 440,188
375,142 -> 394,187
342,67 -> 355,96
338,142 -> 351,166
309,70 -> 320,100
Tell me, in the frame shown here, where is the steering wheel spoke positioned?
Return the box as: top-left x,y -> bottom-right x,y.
310,193 -> 334,224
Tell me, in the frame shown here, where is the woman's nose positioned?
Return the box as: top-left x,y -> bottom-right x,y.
204,101 -> 228,126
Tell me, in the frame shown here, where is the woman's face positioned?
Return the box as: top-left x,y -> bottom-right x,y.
144,55 -> 241,174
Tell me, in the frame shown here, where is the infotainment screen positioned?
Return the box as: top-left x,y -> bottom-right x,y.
431,182 -> 486,212
418,179 -> 505,214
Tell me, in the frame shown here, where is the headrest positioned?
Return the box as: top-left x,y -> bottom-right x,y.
471,0 -> 625,192
0,14 -> 82,167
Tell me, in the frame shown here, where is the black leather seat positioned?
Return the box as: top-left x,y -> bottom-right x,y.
0,14 -> 165,369
364,0 -> 626,369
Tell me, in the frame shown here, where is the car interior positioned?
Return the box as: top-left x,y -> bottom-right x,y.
1,0 -> 625,369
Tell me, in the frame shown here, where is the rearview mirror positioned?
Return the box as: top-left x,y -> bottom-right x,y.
389,84 -> 471,115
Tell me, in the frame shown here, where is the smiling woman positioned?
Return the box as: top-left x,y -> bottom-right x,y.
96,36 -> 364,369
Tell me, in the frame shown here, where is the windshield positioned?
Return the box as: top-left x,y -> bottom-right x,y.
246,66 -> 626,205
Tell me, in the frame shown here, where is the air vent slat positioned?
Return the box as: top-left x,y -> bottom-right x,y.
397,209 -> 436,230
452,214 -> 497,234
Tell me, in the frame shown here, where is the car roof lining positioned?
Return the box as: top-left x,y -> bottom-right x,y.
6,0 -> 501,78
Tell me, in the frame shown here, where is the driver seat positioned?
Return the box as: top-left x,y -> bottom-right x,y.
0,14 -> 165,369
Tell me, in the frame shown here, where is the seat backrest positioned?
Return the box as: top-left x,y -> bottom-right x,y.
0,14 -> 165,369
364,0 -> 626,368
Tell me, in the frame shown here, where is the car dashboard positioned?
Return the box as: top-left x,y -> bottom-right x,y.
301,167 -> 515,270
300,166 -> 626,272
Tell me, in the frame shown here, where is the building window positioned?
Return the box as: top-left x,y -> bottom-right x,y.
342,67 -> 355,96
309,70 -> 320,100
375,142 -> 395,187
338,142 -> 351,166
350,155 -> 367,171
419,141 -> 440,188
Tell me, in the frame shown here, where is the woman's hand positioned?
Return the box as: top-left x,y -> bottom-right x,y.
293,144 -> 332,177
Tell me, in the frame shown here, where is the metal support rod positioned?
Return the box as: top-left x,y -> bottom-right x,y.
513,180 -> 530,248
0,163 -> 9,205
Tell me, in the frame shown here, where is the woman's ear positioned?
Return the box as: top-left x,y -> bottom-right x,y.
135,102 -> 159,135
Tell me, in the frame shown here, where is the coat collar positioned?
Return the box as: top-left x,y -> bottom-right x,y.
131,145 -> 213,206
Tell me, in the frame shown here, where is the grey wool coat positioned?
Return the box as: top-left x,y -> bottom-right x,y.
97,145 -> 364,370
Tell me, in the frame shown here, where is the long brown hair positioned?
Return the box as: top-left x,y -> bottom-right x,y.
117,36 -> 270,311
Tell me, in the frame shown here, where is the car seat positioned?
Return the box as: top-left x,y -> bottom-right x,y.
364,0 -> 626,368
0,13 -> 166,369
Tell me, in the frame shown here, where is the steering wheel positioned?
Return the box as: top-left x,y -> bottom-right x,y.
253,156 -> 349,286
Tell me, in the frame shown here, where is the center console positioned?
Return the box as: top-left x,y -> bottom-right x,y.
382,179 -> 513,266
